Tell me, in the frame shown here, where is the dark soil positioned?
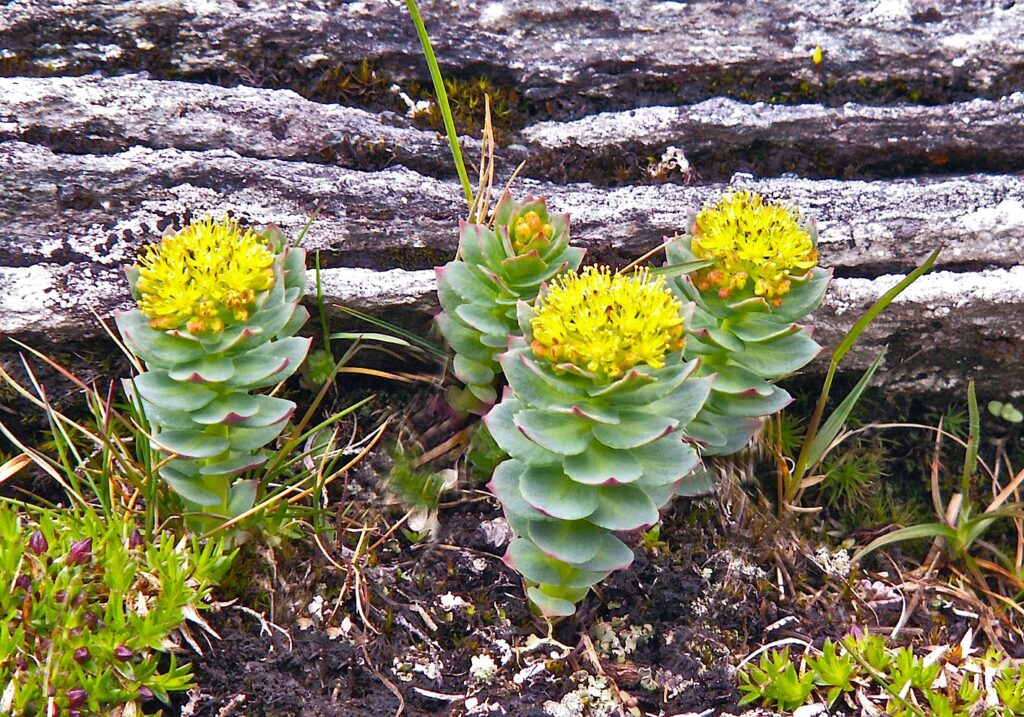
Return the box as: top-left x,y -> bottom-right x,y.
5,361 -> 1020,716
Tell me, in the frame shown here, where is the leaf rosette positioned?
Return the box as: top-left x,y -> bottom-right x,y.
666,191 -> 831,454
115,219 -> 311,525
484,267 -> 712,616
436,192 -> 584,411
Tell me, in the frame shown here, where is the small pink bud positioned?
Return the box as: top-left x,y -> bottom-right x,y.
28,530 -> 48,555
14,574 -> 30,591
137,686 -> 154,701
113,645 -> 133,661
67,538 -> 92,566
73,647 -> 90,664
129,528 -> 144,549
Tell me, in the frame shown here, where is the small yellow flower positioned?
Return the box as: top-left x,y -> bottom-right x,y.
530,266 -> 685,381
135,216 -> 275,333
690,191 -> 817,306
511,211 -> 554,254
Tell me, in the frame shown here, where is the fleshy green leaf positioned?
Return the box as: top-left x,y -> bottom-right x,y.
526,586 -> 578,617
528,519 -> 607,565
564,441 -> 643,485
733,328 -> 821,379
674,468 -> 715,497
728,313 -> 800,343
190,393 -> 262,425
631,434 -> 700,484
519,465 -> 599,520
507,539 -> 563,585
609,359 -> 699,405
436,313 -> 492,362
167,355 -> 236,384
514,409 -> 591,455
115,311 -> 207,365
132,371 -> 218,412
712,384 -> 793,418
455,303 -> 510,338
591,410 -> 677,450
501,351 -> 579,408
484,400 -> 562,466
645,375 -> 714,425
158,464 -> 222,506
227,480 -> 259,518
587,485 -> 659,531
694,414 -> 763,456
453,353 -> 496,387
575,534 -> 634,573
152,430 -> 229,459
228,421 -> 290,452
443,261 -> 495,304
488,460 -> 549,523
236,396 -> 296,428
199,451 -> 267,476
709,363 -> 775,395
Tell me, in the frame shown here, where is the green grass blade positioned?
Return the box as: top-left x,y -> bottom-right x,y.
650,259 -> 716,278
805,349 -> 886,471
334,305 -> 448,360
329,332 -> 413,347
833,248 -> 939,366
852,522 -> 957,563
405,0 -> 473,207
961,379 -> 979,499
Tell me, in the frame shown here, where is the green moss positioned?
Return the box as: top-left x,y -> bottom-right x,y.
406,74 -> 527,139
313,59 -> 397,107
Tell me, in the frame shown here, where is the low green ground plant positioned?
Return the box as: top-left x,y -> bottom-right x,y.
740,633 -> 1024,716
0,501 -> 231,715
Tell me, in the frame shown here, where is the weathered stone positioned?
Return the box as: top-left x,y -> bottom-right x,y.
522,94 -> 1024,181
4,76 -> 1023,185
1,140 -> 1022,392
0,73 -> 473,178
3,141 -> 1022,275
2,1 -> 1022,119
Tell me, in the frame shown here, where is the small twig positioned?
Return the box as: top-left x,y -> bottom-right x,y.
231,605 -> 293,652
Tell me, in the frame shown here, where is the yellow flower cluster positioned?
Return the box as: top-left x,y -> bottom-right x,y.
690,191 -> 818,306
530,266 -> 685,381
135,216 -> 275,334
511,211 -> 554,254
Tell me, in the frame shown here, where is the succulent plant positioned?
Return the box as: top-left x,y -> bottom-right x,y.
115,216 -> 311,527
436,192 -> 584,413
666,191 -> 830,455
484,266 -> 712,616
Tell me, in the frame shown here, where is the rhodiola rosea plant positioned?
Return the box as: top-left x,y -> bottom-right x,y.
484,266 -> 713,616
666,191 -> 830,455
436,192 -> 584,413
115,216 -> 311,530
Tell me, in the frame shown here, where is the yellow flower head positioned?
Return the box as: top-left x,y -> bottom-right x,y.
530,266 -> 685,381
135,216 -> 276,334
511,210 -> 554,254
691,191 -> 818,306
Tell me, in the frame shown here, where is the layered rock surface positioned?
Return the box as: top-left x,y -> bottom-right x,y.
1,1 -> 1022,393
